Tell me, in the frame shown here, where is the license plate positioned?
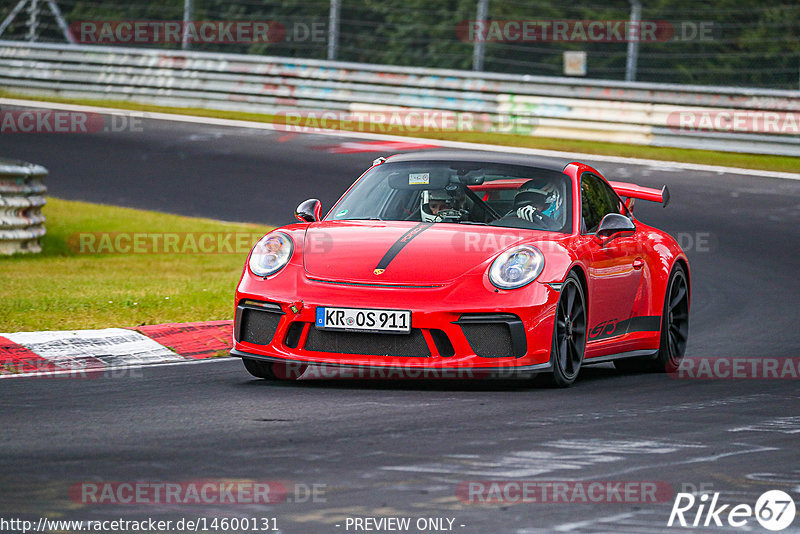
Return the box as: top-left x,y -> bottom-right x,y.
315,307 -> 411,334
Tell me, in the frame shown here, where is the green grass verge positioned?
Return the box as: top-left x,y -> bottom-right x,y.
0,198 -> 272,332
2,89 -> 797,173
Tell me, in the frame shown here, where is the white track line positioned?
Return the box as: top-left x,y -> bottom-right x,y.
0,355 -> 235,379
2,97 -> 798,181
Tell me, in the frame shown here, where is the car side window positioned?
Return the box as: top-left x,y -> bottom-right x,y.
580,173 -> 624,233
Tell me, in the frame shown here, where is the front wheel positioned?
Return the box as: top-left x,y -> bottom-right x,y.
539,272 -> 587,387
242,358 -> 307,380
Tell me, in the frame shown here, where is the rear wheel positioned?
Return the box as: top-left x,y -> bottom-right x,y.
539,272 -> 586,387
242,358 -> 307,380
655,264 -> 690,372
614,263 -> 689,373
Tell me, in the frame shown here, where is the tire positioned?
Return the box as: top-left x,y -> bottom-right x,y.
538,272 -> 587,387
614,263 -> 689,373
653,264 -> 690,372
242,358 -> 307,380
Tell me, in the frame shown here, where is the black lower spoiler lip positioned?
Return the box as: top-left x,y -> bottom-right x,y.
230,348 -> 552,374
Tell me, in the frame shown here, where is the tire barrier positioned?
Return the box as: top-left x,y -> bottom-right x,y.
0,157 -> 47,255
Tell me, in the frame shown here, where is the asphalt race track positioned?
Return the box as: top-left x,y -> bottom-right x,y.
2,115 -> 800,533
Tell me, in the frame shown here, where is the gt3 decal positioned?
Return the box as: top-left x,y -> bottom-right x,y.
589,316 -> 661,341
590,318 -> 621,339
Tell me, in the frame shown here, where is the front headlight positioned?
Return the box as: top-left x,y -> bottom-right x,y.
249,232 -> 294,277
489,245 -> 545,289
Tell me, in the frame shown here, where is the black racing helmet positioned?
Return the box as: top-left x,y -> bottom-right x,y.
513,178 -> 557,211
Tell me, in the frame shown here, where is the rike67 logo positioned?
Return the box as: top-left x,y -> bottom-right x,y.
668,490 -> 796,531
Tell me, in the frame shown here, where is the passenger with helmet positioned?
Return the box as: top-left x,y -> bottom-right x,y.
420,188 -> 467,223
502,178 -> 562,231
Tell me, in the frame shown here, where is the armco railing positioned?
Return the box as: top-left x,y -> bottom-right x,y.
0,41 -> 798,156
0,158 -> 47,255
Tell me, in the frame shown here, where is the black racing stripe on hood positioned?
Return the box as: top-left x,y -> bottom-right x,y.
374,222 -> 434,272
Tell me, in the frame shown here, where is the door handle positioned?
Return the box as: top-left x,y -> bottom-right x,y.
633,258 -> 645,270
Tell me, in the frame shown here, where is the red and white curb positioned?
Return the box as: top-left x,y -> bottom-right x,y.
0,321 -> 232,378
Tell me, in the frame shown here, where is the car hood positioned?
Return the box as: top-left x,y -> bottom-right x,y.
302,221 -> 553,284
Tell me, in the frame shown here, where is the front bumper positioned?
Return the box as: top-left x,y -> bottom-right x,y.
231,348 -> 552,376
232,272 -> 560,372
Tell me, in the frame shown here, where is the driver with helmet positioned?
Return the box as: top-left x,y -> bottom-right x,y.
507,178 -> 562,230
420,188 -> 467,223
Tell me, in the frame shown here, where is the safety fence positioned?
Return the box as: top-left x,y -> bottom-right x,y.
0,157 -> 47,255
0,41 -> 798,156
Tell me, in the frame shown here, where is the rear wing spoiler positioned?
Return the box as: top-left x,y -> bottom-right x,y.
609,181 -> 670,208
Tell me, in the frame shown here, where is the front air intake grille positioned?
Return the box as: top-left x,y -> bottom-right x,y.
429,329 -> 455,357
304,328 -> 430,357
284,322 -> 305,349
456,314 -> 526,358
236,303 -> 283,345
460,323 -> 515,357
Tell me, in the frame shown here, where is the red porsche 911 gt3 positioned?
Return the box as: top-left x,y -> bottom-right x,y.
231,151 -> 690,386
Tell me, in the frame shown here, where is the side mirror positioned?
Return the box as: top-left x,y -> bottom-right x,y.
295,199 -> 322,223
596,213 -> 635,237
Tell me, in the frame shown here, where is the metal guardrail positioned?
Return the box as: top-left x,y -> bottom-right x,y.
0,157 -> 47,255
0,41 -> 798,156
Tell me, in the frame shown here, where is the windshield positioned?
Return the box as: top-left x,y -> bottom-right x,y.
326,160 -> 573,233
